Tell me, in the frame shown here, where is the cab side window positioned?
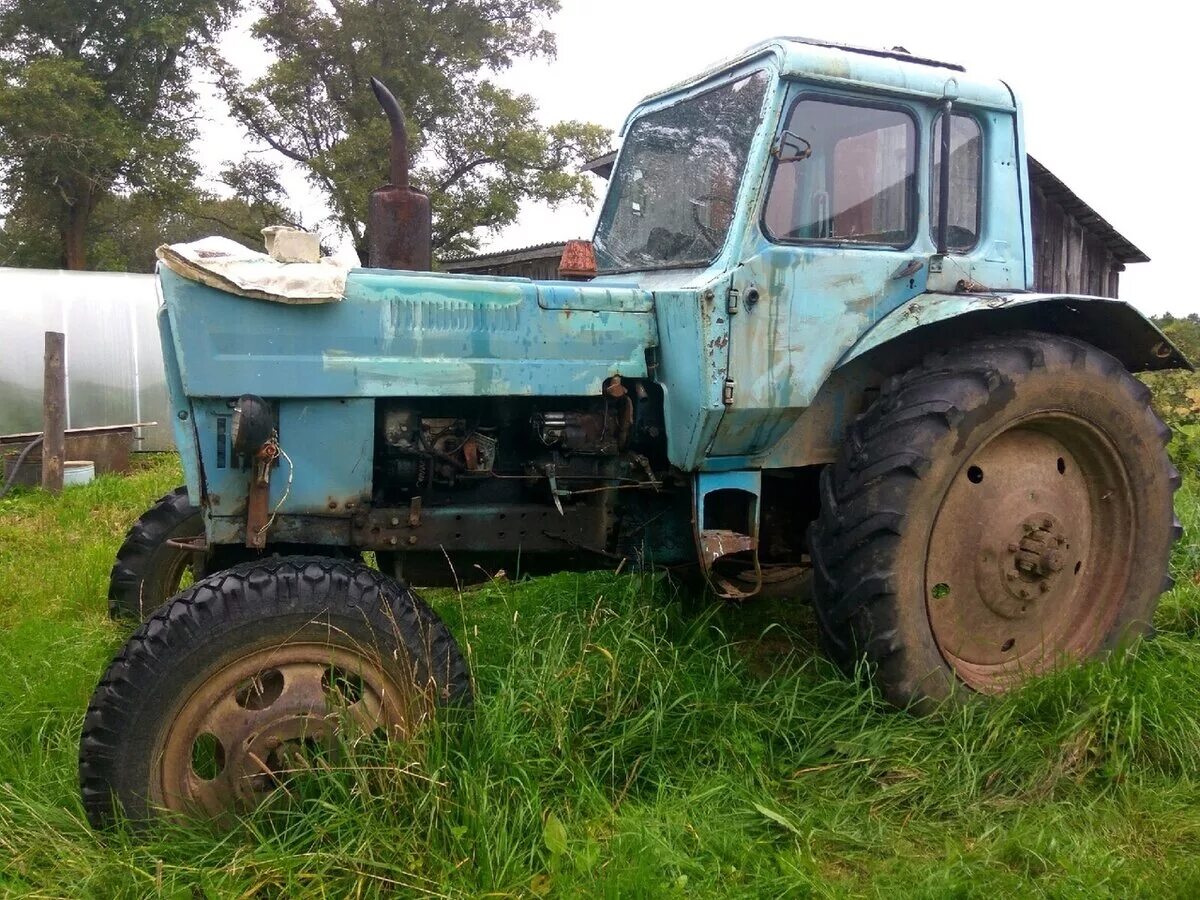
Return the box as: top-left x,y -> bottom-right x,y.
930,113 -> 982,251
764,99 -> 917,247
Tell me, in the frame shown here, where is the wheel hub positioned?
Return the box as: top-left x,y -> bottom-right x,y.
925,415 -> 1133,693
1012,519 -> 1068,579
981,515 -> 1072,619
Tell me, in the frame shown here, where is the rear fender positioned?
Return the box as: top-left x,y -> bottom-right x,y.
840,292 -> 1190,372
755,292 -> 1190,469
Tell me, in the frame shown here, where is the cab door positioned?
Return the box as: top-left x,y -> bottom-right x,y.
709,88 -> 932,457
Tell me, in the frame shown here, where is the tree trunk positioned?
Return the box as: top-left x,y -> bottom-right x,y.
62,199 -> 91,270
59,180 -> 99,271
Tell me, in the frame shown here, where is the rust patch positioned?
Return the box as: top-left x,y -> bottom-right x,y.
558,240 -> 597,279
245,443 -> 276,549
699,529 -> 756,567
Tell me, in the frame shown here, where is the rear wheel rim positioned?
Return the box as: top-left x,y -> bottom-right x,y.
156,538 -> 199,596
156,641 -> 425,819
925,413 -> 1134,693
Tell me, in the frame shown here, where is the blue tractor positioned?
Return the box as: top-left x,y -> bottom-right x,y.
82,38 -> 1187,826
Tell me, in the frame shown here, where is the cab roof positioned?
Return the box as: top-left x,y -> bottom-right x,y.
628,36 -> 1016,128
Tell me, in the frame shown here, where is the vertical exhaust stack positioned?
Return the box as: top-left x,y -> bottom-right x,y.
367,77 -> 432,270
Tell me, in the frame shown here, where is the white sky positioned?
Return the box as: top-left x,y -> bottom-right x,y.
200,0 -> 1192,315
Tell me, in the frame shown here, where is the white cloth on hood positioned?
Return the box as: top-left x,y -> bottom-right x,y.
156,236 -> 349,304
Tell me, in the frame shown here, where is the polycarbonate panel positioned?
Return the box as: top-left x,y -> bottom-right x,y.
0,267 -> 174,450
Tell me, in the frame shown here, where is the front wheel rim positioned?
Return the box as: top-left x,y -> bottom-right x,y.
155,640 -> 426,819
924,413 -> 1135,693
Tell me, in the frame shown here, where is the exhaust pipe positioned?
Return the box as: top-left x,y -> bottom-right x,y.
367,77 -> 432,270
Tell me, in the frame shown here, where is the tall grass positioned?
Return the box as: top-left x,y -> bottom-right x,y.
3,453 -> 1200,896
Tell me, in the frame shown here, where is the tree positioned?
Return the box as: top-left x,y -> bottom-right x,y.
0,0 -> 240,269
0,158 -> 300,271
212,0 -> 609,260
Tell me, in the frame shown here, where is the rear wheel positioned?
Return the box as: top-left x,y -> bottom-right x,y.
108,487 -> 203,620
810,333 -> 1180,710
80,557 -> 471,827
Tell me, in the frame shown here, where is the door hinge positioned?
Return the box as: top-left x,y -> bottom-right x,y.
722,378 -> 735,406
726,288 -> 739,315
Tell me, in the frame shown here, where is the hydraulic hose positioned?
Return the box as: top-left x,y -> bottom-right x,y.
0,435 -> 44,500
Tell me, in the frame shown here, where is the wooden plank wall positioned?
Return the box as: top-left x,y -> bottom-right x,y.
1029,183 -> 1123,298
464,257 -> 561,280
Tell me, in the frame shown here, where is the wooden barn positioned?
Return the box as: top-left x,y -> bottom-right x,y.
444,151 -> 1148,300
440,241 -> 569,281
1026,155 -> 1148,298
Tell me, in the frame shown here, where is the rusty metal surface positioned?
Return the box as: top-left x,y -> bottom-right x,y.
557,240 -> 597,279
244,444 -> 275,550
155,640 -> 422,819
366,78 -> 432,271
352,503 -> 608,554
207,514 -> 351,547
693,470 -> 763,599
924,414 -> 1133,693
698,529 -> 755,567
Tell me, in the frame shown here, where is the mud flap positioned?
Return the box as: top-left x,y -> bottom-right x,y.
693,470 -> 762,599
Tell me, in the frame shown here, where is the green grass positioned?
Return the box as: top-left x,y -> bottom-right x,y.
5,454 -> 1200,896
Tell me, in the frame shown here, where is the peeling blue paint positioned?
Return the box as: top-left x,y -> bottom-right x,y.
161,266 -> 656,400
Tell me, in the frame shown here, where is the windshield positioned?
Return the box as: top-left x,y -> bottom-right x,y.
593,71 -> 769,272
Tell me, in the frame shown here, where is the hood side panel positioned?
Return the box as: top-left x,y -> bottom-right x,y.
161,267 -> 658,399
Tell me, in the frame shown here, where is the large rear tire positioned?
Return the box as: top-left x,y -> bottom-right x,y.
80,556 -> 471,827
108,487 -> 203,620
809,332 -> 1180,711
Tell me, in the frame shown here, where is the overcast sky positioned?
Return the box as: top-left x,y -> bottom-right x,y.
201,0 -> 1191,315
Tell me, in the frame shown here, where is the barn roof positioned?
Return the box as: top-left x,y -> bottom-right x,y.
440,241 -> 566,271
1027,155 -> 1149,264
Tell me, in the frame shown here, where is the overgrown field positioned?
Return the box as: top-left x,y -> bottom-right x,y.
4,440 -> 1200,895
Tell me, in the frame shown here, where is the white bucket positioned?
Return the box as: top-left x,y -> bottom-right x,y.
63,460 -> 95,487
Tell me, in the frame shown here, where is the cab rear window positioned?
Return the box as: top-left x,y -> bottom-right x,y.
931,112 -> 983,252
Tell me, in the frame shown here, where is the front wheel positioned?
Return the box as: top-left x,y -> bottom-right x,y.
108,486 -> 203,620
80,557 -> 471,827
810,333 -> 1180,711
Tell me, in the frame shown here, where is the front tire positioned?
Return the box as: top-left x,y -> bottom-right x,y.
810,333 -> 1180,711
108,486 -> 203,620
80,557 -> 471,827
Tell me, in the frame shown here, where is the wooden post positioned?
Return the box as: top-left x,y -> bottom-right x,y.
42,331 -> 66,493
